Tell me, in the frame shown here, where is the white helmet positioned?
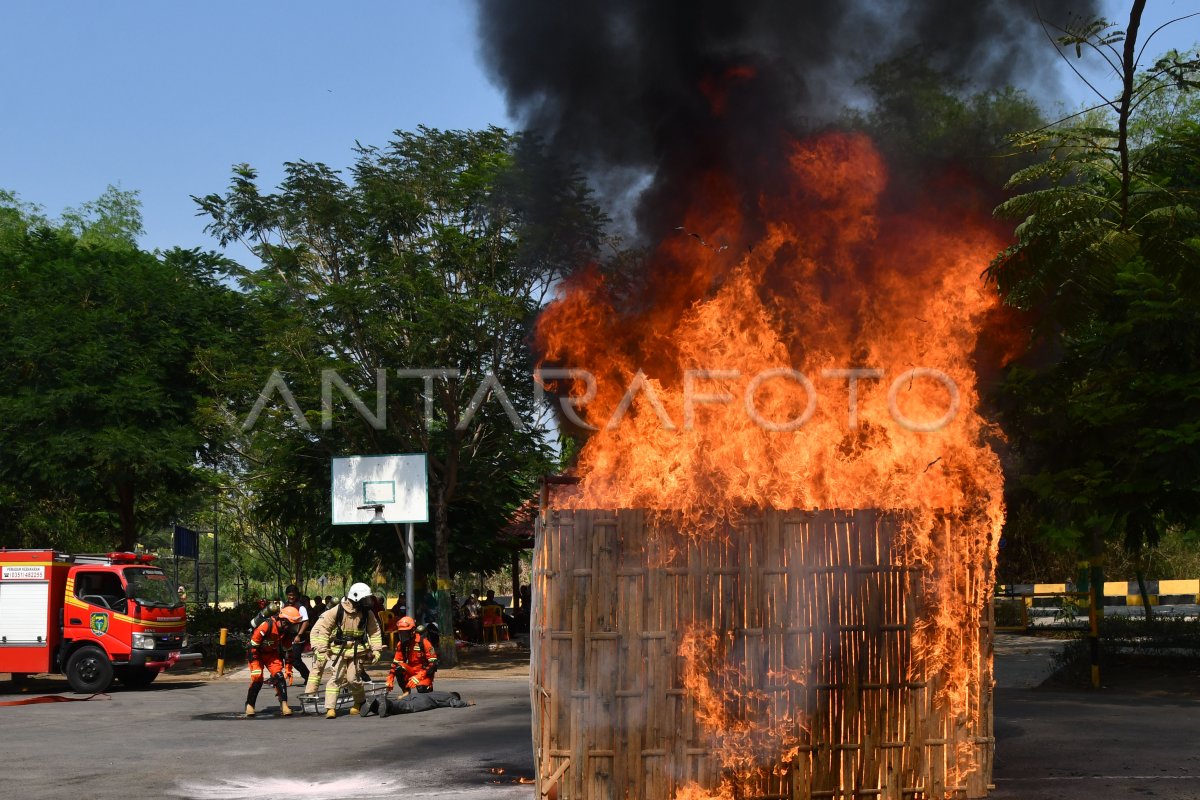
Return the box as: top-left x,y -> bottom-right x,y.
346,582 -> 372,603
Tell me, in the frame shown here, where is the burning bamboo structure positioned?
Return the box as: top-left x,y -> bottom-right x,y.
532,508 -> 993,800
523,106 -> 1008,800
474,2 -> 1064,791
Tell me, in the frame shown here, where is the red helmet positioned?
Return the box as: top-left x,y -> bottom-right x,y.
396,616 -> 416,631
278,606 -> 303,625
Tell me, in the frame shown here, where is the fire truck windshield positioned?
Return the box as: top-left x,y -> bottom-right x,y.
124,568 -> 180,608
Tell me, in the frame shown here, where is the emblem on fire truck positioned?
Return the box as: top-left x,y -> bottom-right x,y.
90,612 -> 109,636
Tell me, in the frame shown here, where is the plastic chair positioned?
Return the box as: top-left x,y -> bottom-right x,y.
481,605 -> 508,643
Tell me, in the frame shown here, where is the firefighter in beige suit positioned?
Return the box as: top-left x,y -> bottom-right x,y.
305,582 -> 384,718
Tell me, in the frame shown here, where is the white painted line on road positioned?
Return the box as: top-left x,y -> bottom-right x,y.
998,775 -> 1200,781
172,775 -> 403,798
171,773 -> 534,800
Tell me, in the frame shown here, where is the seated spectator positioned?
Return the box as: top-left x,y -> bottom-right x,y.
416,591 -> 440,626
480,590 -> 518,631
513,584 -> 532,635
480,602 -> 507,641
461,595 -> 482,642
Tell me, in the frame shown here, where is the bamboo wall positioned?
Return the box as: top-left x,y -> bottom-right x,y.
531,509 -> 994,800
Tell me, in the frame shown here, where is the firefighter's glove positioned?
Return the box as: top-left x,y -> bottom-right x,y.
371,649 -> 383,665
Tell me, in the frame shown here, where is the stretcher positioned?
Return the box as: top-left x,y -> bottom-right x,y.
297,680 -> 388,714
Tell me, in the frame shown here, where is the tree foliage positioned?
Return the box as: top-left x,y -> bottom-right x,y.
0,189 -> 245,550
848,51 -> 1046,196
194,127 -> 604,657
987,5 -> 1200,563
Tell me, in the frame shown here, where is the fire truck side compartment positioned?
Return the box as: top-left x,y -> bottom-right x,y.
0,550 -> 70,673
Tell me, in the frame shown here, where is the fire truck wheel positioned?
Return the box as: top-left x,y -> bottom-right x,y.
116,666 -> 160,688
65,646 -> 114,694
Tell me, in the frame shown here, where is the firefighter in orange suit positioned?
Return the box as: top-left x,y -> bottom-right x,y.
245,605 -> 302,717
387,616 -> 438,696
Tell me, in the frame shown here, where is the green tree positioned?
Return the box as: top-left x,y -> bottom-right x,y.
195,126 -> 604,663
0,189 -> 49,243
0,190 -> 246,550
60,184 -> 145,246
987,2 -> 1200,617
848,50 -> 1046,196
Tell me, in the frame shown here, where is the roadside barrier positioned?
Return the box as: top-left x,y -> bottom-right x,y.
994,590 -> 1090,632
994,580 -> 1200,634
998,579 -> 1200,608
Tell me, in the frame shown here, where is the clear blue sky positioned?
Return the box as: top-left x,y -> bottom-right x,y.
0,0 -> 511,252
1,1 -> 1196,255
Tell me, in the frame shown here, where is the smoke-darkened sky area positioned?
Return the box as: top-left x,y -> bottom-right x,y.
3,1 -> 1192,252
476,0 -> 1101,234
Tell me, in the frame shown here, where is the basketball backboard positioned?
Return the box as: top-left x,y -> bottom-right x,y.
331,454 -> 428,525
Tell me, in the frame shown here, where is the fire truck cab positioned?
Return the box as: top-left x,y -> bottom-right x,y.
0,549 -> 201,693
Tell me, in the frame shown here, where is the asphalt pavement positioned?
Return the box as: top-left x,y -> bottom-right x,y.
3,637 -> 1199,799
990,687 -> 1200,800
0,671 -> 537,800
989,633 -> 1200,800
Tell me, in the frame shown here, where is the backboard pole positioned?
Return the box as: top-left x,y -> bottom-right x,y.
406,522 -> 415,620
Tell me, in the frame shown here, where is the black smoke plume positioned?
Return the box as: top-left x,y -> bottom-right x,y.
475,0 -> 1099,239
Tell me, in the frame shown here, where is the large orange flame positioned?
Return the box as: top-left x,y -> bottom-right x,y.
537,130 -> 1006,797
539,132 -> 1003,520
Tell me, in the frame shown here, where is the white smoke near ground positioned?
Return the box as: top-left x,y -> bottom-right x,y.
171,773 -> 533,800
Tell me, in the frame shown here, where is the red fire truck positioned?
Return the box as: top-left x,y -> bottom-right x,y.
0,549 -> 201,693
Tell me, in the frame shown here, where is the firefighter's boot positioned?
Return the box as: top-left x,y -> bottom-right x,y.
271,673 -> 291,717
245,704 -> 256,717
348,684 -> 365,716
325,708 -> 337,719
